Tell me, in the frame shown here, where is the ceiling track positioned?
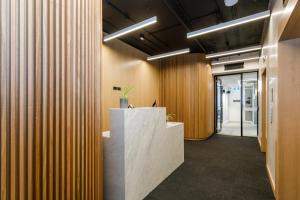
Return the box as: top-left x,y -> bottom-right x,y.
189,11 -> 219,23
213,0 -> 230,51
230,5 -> 241,46
151,23 -> 181,34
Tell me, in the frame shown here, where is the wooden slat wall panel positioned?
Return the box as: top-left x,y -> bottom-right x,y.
160,54 -> 214,140
0,0 -> 103,199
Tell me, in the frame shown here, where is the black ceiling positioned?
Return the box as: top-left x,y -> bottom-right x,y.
103,0 -> 269,55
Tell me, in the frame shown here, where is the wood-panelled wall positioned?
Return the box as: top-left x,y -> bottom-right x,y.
0,0 -> 102,199
259,69 -> 267,153
159,54 -> 214,140
101,39 -> 160,131
277,38 -> 300,200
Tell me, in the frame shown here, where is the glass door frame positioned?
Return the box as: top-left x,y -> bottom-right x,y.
214,71 -> 259,137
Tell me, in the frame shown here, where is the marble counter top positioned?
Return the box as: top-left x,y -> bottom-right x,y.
103,107 -> 184,200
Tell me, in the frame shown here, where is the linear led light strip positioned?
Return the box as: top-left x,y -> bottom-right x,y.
104,16 -> 157,42
147,48 -> 190,61
206,45 -> 261,59
211,56 -> 260,66
187,10 -> 270,38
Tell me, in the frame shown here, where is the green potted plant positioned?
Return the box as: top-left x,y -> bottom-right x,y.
166,113 -> 175,122
120,86 -> 134,108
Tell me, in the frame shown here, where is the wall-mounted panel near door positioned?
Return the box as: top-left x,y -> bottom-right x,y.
215,72 -> 258,137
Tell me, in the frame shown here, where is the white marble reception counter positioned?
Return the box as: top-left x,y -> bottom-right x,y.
103,107 -> 184,200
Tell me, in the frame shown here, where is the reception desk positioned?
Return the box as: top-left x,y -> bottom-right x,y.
103,107 -> 184,200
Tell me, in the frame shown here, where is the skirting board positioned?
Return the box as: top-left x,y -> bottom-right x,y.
258,137 -> 262,147
184,132 -> 215,141
266,164 -> 276,198
258,138 -> 263,152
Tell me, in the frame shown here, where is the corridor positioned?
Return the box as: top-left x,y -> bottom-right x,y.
146,135 -> 275,200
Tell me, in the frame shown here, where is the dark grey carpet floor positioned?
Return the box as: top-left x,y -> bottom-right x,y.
145,134 -> 275,200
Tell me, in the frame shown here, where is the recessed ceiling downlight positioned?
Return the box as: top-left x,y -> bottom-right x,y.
224,0 -> 238,7
140,34 -> 145,41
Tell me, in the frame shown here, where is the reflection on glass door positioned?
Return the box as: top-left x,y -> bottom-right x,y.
216,79 -> 223,132
216,74 -> 242,136
242,72 -> 258,137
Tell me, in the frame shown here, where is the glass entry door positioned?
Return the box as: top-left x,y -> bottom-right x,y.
215,74 -> 242,136
215,72 -> 258,137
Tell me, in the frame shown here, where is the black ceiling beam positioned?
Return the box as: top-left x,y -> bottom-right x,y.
213,0 -> 230,52
151,23 -> 181,34
161,0 -> 207,53
130,37 -> 158,54
189,11 -> 219,23
104,0 -> 170,50
174,0 -> 191,23
105,0 -> 130,19
230,5 -> 241,46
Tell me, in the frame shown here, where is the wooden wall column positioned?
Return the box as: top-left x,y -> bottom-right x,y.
277,38 -> 300,200
159,54 -> 214,140
0,0 -> 103,199
260,69 -> 267,152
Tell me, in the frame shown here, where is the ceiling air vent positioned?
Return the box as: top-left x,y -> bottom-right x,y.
224,62 -> 244,71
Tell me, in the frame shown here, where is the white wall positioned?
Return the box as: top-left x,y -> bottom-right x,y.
223,93 -> 229,122
219,76 -> 241,123
228,89 -> 241,122
222,86 -> 241,122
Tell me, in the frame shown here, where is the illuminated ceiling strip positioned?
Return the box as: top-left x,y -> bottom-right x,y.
104,16 -> 157,42
211,56 -> 260,66
147,48 -> 190,61
205,45 -> 261,59
187,10 -> 270,38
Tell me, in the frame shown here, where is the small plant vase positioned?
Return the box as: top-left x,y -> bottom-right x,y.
120,98 -> 128,108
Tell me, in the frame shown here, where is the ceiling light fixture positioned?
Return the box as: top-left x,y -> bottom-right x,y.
206,45 -> 261,59
147,48 -> 190,61
187,10 -> 270,38
211,56 -> 260,66
224,0 -> 238,7
140,34 -> 145,41
104,16 -> 157,42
